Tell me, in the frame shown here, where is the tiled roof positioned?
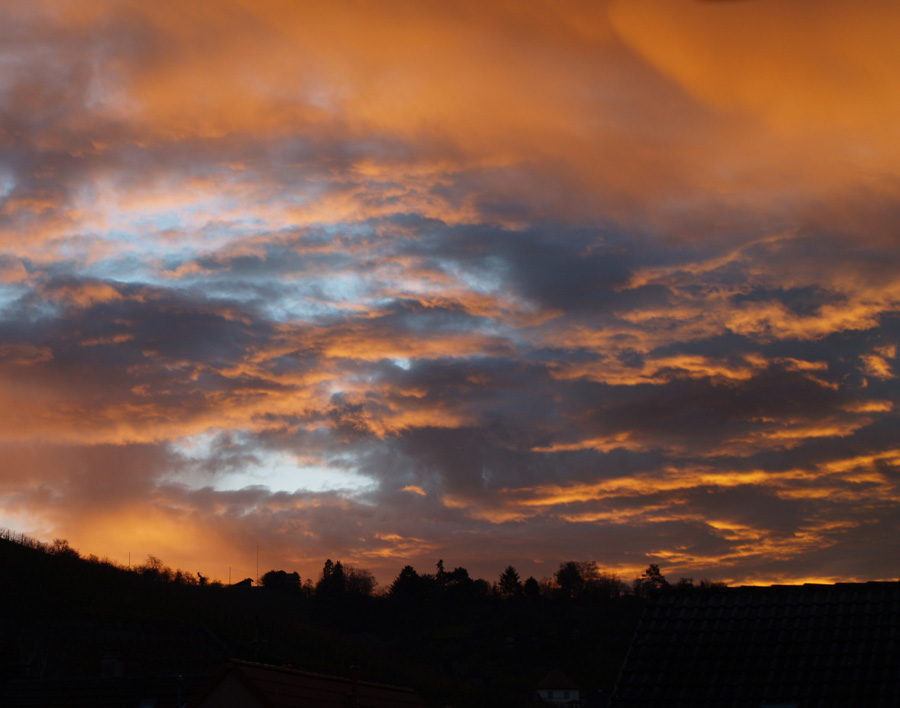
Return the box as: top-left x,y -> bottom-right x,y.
611,581 -> 900,708
188,659 -> 428,708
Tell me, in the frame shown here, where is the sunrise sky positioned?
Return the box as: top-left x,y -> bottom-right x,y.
1,0 -> 898,588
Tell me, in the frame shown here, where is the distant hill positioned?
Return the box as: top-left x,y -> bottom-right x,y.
0,533 -> 649,707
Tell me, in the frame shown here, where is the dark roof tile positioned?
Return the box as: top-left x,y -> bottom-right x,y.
612,581 -> 900,708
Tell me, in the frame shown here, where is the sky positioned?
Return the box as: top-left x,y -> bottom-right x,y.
1,0 -> 899,588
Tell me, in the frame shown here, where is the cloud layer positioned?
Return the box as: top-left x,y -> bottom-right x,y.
1,0 -> 898,586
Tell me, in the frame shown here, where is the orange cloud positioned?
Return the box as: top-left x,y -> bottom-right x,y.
609,0 -> 900,145
860,345 -> 896,379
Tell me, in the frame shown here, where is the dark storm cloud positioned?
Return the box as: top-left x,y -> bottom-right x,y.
730,286 -> 846,318
590,365 -> 847,439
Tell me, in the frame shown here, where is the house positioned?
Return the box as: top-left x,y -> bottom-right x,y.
610,581 -> 900,707
536,668 -> 582,706
187,659 -> 428,708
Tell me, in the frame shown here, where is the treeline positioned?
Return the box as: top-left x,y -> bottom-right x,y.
264,557 -> 724,602
0,527 -> 725,706
0,527 -> 725,602
0,528 -> 217,587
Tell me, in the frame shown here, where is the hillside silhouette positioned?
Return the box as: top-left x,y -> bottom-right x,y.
0,530 -> 721,707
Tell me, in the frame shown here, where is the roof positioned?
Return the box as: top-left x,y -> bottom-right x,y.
611,581 -> 900,708
187,660 -> 428,708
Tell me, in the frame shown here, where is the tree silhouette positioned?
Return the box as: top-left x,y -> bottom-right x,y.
634,563 -> 670,598
48,538 -> 80,559
555,561 -> 585,598
389,565 -> 423,598
138,555 -> 173,582
345,566 -> 376,596
316,559 -> 346,597
435,558 -> 447,585
498,565 -> 522,599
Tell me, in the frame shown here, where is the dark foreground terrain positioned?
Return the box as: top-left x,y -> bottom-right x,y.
0,533 -> 701,706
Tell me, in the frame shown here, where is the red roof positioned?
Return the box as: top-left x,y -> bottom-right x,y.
188,659 -> 428,708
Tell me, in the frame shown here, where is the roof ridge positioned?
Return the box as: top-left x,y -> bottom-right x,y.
228,659 -> 418,693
